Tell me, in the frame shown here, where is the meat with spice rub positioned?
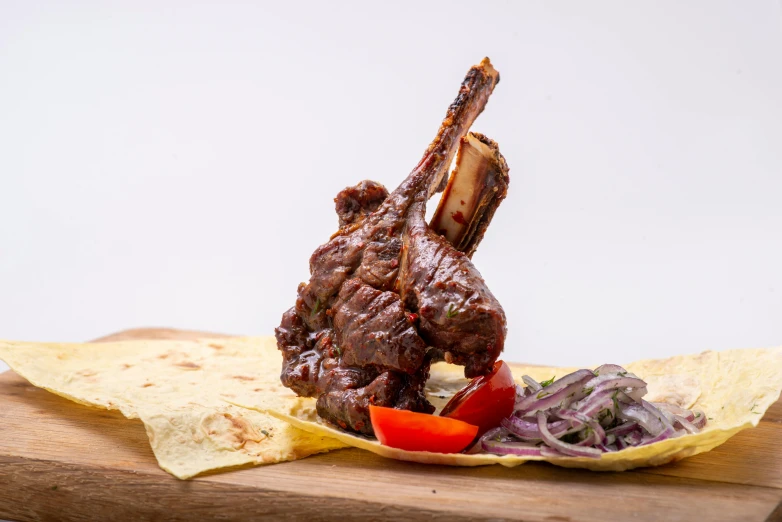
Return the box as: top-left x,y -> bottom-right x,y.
276,58 -> 510,434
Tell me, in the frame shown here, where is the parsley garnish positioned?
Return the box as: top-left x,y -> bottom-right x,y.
261,429 -> 270,437
540,376 -> 556,387
446,304 -> 459,318
311,297 -> 321,316
333,345 -> 342,357
583,386 -> 594,395
618,371 -> 627,377
537,390 -> 551,399
612,391 -> 619,412
750,403 -> 761,414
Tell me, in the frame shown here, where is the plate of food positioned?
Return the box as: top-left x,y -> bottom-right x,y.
1,58 -> 781,521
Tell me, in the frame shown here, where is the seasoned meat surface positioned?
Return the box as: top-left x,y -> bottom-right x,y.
335,180 -> 389,228
276,58 -> 510,434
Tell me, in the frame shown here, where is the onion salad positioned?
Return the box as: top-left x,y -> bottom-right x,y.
479,364 -> 707,458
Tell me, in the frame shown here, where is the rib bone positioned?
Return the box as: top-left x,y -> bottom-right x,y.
429,132 -> 510,258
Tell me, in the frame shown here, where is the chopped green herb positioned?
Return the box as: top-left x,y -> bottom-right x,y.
612,391 -> 619,413
707,417 -> 714,421
333,345 -> 342,357
750,403 -> 761,414
583,386 -> 594,395
537,390 -> 551,399
618,371 -> 627,377
261,429 -> 270,437
311,298 -> 321,316
446,303 -> 459,319
540,376 -> 556,387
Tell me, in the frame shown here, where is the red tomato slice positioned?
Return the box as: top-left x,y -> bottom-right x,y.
369,405 -> 478,453
440,360 -> 516,435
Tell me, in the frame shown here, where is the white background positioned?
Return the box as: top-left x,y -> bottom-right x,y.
1,1 -> 781,376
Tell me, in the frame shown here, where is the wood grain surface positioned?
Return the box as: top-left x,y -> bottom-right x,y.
1,328 -> 781,522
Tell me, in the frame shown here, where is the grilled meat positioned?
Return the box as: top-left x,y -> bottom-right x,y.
276,58 -> 509,434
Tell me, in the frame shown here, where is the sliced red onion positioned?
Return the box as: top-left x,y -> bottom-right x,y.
515,382 -> 591,416
593,363 -> 628,375
480,426 -> 511,442
617,403 -> 666,436
515,370 -> 594,413
641,400 -> 676,431
522,375 -> 542,392
624,386 -> 648,402
539,446 -> 567,458
651,402 -> 695,421
501,416 -> 577,441
589,421 -> 606,445
606,421 -> 639,436
574,429 -> 599,446
622,430 -> 643,446
556,409 -> 606,444
639,426 -> 675,446
536,412 -> 602,458
480,363 -> 707,458
501,417 -> 540,441
673,414 -> 698,434
481,438 -> 543,456
691,411 -> 707,429
571,389 -> 615,418
583,375 -> 648,396
656,407 -> 676,426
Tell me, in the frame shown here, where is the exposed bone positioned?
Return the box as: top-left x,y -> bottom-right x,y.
429,132 -> 509,258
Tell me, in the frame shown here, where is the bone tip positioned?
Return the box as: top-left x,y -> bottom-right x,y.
479,57 -> 499,82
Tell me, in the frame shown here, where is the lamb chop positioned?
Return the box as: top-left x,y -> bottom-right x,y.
276,58 -> 509,435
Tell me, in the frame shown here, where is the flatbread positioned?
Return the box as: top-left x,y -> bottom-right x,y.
3,337 -> 780,475
0,336 -> 347,479
242,346 -> 782,471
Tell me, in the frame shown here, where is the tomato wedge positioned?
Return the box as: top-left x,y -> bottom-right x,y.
369,405 -> 478,453
440,360 -> 516,435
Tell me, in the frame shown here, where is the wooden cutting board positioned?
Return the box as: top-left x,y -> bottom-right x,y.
1,328 -> 781,522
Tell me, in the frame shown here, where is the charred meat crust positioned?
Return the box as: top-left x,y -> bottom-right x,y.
275,58 -> 508,434
335,180 -> 389,228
